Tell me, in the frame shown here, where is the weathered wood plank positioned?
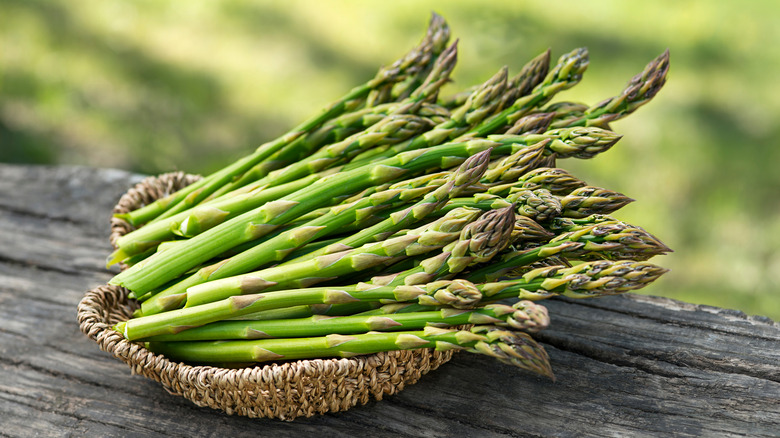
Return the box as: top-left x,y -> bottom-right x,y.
0,164 -> 777,437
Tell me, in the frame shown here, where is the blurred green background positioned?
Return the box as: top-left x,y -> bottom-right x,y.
2,0 -> 778,319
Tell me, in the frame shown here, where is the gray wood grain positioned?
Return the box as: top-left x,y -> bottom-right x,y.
0,163 -> 777,437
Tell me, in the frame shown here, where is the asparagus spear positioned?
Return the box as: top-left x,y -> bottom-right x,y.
442,184 -> 632,224
439,49 -> 550,112
138,300 -> 550,342
145,324 -> 554,379
121,282 -> 474,340
110,112 -> 443,264
550,49 -> 671,129
223,42 -> 457,194
365,258 -> 667,316
466,218 -> 672,283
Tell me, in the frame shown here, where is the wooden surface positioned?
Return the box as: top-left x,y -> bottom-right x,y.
0,163 -> 778,437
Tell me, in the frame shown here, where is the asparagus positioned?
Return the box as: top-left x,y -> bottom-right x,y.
115,13 -> 451,227
108,172 -> 334,265
439,49 -> 550,113
208,102 -> 451,199
442,184 -> 632,225
503,112 -> 555,135
497,49 -> 554,112
109,113 -> 446,265
503,166 -> 587,195
145,324 -> 554,379
137,152 -> 488,315
139,300 -> 550,341
365,13 -> 451,106
112,127 -> 618,296
479,259 -> 669,301
109,137 -> 500,294
365,258 -> 668,316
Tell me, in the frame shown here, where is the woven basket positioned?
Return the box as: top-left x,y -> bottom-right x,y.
77,172 -> 455,420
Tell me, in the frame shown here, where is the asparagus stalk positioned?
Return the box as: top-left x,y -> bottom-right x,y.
145,324 -> 554,378
139,300 -> 550,342
110,127 -> 619,295
110,113 -> 444,264
363,258 -> 667,318
108,172 -> 334,265
109,137 -> 500,294
503,112 -> 555,135
442,184 -> 632,224
211,101 -> 450,199
365,13 -> 451,106
492,166 -> 588,196
439,48 -> 550,113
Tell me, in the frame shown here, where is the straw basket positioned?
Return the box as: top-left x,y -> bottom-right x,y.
77,172 -> 455,420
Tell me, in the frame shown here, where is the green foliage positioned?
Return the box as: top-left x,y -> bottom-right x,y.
2,0 -> 778,319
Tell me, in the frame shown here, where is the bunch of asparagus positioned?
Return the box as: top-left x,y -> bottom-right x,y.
109,14 -> 671,379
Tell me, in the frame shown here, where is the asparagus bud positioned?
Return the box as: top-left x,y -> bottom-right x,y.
504,112 -> 555,135
482,139 -> 548,183
544,127 -> 622,159
516,167 -> 587,195
510,215 -> 555,243
560,186 -> 635,218
506,189 -> 562,222
469,325 -> 554,380
418,279 -> 483,309
505,301 -> 550,333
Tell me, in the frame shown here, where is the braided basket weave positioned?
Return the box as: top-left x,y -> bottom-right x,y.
77,172 -> 456,420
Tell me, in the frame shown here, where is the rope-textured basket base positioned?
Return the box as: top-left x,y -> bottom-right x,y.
78,172 -> 455,420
